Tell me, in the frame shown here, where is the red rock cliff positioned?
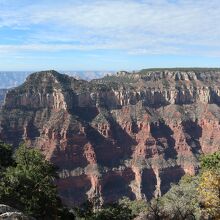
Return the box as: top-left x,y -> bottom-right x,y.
0,69 -> 220,205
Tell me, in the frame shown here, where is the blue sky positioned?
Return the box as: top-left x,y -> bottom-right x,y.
0,0 -> 220,71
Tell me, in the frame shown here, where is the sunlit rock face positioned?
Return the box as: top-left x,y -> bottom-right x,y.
1,69 -> 220,205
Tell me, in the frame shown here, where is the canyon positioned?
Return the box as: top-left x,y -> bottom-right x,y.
0,89 -> 7,107
0,68 -> 220,206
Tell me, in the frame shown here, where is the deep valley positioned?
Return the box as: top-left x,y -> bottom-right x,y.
0,68 -> 220,206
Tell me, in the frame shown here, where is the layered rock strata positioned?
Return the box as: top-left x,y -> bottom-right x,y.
0,69 -> 220,205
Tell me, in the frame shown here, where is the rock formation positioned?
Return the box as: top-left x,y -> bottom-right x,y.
0,89 -> 7,107
0,69 -> 220,206
0,204 -> 34,220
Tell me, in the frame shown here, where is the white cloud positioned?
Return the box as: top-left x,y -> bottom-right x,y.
0,0 -> 220,56
0,43 -> 116,52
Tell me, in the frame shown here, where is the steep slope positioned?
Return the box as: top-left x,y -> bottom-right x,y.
0,69 -> 220,205
0,89 -> 7,107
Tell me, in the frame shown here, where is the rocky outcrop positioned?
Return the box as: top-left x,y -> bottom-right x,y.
0,89 -> 7,107
0,204 -> 34,220
0,69 -> 220,206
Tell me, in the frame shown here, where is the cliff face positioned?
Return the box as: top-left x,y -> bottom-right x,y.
0,69 -> 220,205
0,89 -> 7,107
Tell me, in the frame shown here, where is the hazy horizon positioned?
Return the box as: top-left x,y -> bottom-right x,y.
1,67 -> 220,72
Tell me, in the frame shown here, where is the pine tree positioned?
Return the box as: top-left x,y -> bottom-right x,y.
0,144 -> 60,219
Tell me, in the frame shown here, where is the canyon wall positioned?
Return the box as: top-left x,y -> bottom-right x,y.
0,69 -> 220,206
0,89 -> 7,107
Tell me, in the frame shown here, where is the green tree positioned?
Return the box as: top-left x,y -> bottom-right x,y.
0,140 -> 13,169
74,200 -> 134,220
200,151 -> 220,170
93,203 -> 133,220
0,144 -> 60,219
161,175 -> 200,220
73,200 -> 94,220
198,151 -> 220,219
146,197 -> 167,220
119,197 -> 148,217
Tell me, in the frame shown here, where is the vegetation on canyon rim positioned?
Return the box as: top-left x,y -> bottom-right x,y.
0,141 -> 219,220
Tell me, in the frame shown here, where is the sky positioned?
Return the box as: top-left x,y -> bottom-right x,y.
0,0 -> 220,71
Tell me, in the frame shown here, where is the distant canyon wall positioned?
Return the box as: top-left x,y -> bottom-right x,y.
0,69 -> 219,205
